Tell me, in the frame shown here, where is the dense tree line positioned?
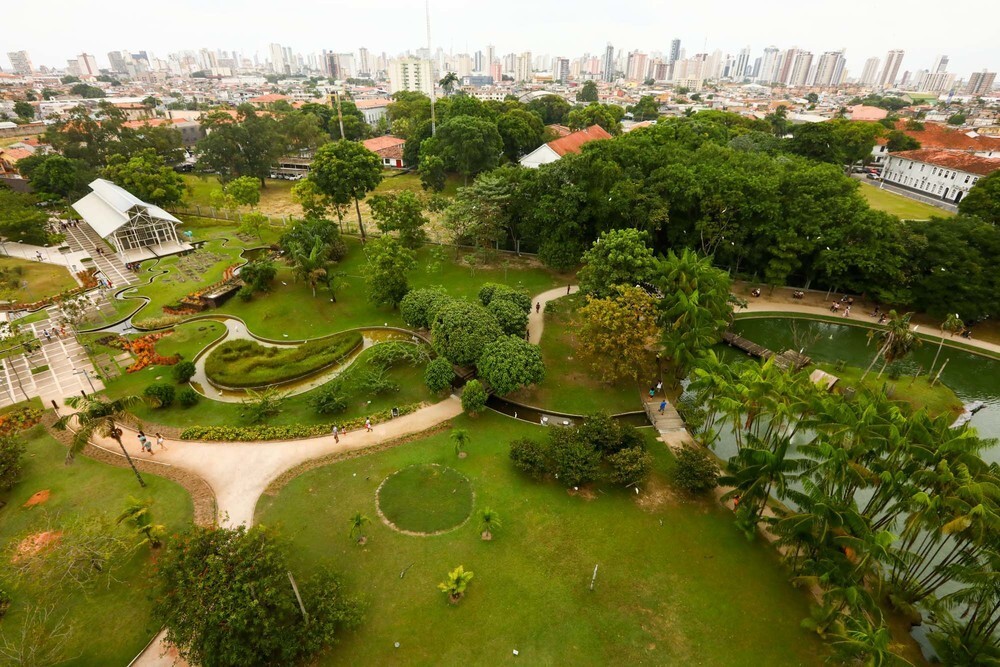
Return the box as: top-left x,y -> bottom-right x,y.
440,111 -> 1000,321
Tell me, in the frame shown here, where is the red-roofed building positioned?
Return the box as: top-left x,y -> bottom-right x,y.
123,117 -> 204,146
248,93 -> 292,106
519,124 -> 613,168
882,148 -> 1000,204
847,105 -> 889,122
362,135 -> 406,168
891,121 -> 1000,158
0,147 -> 34,177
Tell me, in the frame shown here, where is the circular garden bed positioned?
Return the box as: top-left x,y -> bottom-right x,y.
376,464 -> 473,535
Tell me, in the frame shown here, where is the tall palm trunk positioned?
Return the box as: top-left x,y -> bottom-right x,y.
861,339 -> 890,382
929,334 -> 946,377
111,427 -> 146,487
353,197 -> 367,242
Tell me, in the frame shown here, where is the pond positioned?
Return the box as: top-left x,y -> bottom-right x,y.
727,317 -> 1000,463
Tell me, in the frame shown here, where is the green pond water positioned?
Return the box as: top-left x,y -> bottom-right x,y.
724,317 -> 1000,463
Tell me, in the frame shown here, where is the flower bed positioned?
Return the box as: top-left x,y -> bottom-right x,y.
0,407 -> 43,436
178,404 -> 420,441
204,332 -> 363,388
119,332 -> 180,373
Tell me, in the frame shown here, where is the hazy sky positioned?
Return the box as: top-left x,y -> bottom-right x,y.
6,0 -> 999,78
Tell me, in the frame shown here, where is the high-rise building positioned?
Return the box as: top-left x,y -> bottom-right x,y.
7,50 -> 33,75
108,51 -> 129,74
473,50 -> 484,72
626,51 -> 648,81
878,49 -> 904,88
669,39 -> 681,63
732,47 -> 751,81
486,44 -> 496,67
788,51 -> 813,86
388,58 -> 434,96
358,47 -> 371,77
966,71 -> 997,96
515,51 -> 532,82
490,62 -> 502,82
757,46 -> 780,83
931,54 -> 949,74
601,43 -> 615,82
270,43 -> 287,75
777,48 -> 800,84
554,57 -> 570,83
859,57 -> 880,86
813,51 -> 846,87
77,53 -> 99,77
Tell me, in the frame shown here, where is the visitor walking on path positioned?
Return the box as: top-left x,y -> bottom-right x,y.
365,418 -> 372,432
659,400 -> 667,414
332,425 -> 339,443
655,380 -> 663,393
535,302 -> 541,313
156,433 -> 166,450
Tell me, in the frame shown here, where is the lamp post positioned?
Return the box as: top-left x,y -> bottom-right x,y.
73,368 -> 97,394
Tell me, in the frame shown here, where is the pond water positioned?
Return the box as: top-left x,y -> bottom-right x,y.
728,317 -> 1000,463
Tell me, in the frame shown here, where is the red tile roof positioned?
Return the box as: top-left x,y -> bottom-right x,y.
848,105 -> 888,121
248,93 -> 291,104
1,147 -> 34,163
122,117 -> 192,129
546,124 -> 612,156
891,149 -> 1000,176
353,98 -> 391,109
362,135 -> 406,154
895,121 -> 1000,152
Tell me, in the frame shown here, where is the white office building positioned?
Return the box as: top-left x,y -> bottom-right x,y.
881,149 -> 999,204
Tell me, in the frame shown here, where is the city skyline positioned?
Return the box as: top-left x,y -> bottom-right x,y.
4,0 -> 998,79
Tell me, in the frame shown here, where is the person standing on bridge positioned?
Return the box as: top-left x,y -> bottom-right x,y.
659,400 -> 667,414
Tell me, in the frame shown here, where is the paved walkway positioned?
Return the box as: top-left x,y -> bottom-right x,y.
528,285 -> 577,344
740,298 -> 1000,357
60,221 -> 134,287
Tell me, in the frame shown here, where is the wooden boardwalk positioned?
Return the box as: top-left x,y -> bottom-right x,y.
645,397 -> 687,434
721,331 -> 811,371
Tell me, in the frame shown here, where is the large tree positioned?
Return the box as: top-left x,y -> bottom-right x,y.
14,153 -> 93,201
567,103 -> 623,135
196,105 -> 286,185
153,525 -> 363,667
577,284 -> 660,383
576,81 -> 599,102
478,335 -> 544,395
526,95 -> 571,124
959,171 -> 1000,225
423,115 -> 503,184
364,235 -> 415,308
0,189 -> 54,246
431,300 -> 503,367
103,149 -> 184,206
578,228 -> 659,297
368,191 -> 428,248
308,140 -> 383,241
497,109 -> 545,161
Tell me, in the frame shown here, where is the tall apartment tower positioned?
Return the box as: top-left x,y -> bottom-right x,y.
601,43 -> 615,82
7,50 -> 33,75
878,50 -> 904,88
757,47 -> 780,83
813,51 -> 845,87
859,57 -> 880,86
932,54 -> 949,74
966,71 -> 997,96
788,51 -> 813,86
669,39 -> 681,62
515,51 -> 532,82
388,58 -> 434,96
733,47 -> 751,80
77,53 -> 99,77
358,47 -> 371,77
555,57 -> 570,83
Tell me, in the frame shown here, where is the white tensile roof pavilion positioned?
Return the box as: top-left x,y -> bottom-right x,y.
72,178 -> 192,262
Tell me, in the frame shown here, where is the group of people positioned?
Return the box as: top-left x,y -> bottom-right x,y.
830,296 -> 855,317
137,430 -> 166,455
59,219 -> 80,231
124,262 -> 142,272
330,418 -> 374,443
39,325 -> 67,342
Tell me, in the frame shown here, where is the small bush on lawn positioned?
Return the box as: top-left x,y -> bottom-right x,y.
424,357 -> 455,394
308,379 -> 348,415
177,388 -> 200,408
508,438 -> 547,480
672,447 -> 719,494
461,380 -> 487,415
607,446 -> 653,485
144,383 -> 176,408
237,285 -> 253,302
548,427 -> 602,487
0,434 -> 26,491
173,360 -> 197,384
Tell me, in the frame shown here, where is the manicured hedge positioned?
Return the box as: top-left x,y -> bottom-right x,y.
204,331 -> 363,388
178,404 -> 420,441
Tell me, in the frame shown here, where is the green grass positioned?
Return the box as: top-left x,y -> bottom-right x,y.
510,294 -> 644,415
377,464 -> 473,533
204,331 -> 362,387
0,257 -> 77,303
214,238 -> 566,340
857,181 -> 954,220
816,362 -> 963,418
0,425 -> 193,666
103,342 -> 435,429
256,412 -> 825,666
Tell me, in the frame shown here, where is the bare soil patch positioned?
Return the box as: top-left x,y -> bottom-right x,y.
13,530 -> 62,563
23,489 -> 51,508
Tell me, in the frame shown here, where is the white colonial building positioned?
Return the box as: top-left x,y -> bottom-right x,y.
519,124 -> 612,169
72,179 -> 191,260
880,149 -> 999,205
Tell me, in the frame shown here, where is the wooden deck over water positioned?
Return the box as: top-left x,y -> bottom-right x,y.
721,331 -> 812,371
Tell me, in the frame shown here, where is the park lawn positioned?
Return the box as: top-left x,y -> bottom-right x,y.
816,362 -> 964,419
0,257 -> 77,303
857,181 -> 954,220
181,174 -> 299,217
256,412 -> 825,666
0,425 -> 194,666
102,343 -> 434,430
215,238 -> 566,340
511,294 -> 644,415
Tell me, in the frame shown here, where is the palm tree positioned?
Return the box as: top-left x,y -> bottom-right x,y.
720,434 -> 803,538
861,310 -> 920,381
829,616 -> 914,666
450,428 -> 470,458
439,72 -> 459,96
54,394 -> 146,487
288,237 -> 329,298
349,512 -> 371,545
479,507 -> 501,541
438,565 -> 474,603
929,313 -> 964,376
